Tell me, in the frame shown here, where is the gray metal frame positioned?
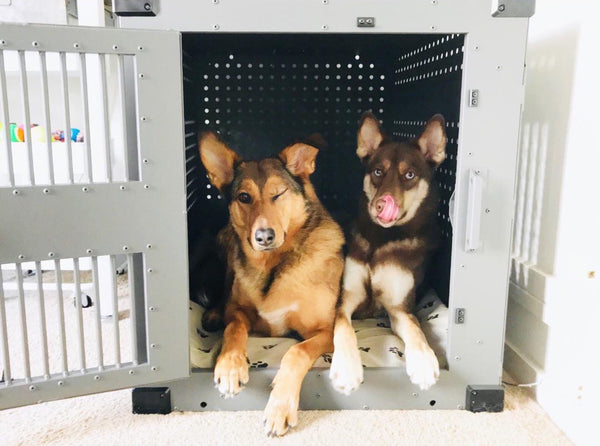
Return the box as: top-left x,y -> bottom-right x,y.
0,23 -> 189,409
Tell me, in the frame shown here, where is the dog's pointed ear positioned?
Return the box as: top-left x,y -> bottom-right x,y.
357,111 -> 384,160
279,143 -> 319,178
417,114 -> 447,167
199,131 -> 240,191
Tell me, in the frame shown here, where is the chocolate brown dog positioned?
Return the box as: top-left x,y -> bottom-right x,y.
199,132 -> 344,436
330,112 -> 446,394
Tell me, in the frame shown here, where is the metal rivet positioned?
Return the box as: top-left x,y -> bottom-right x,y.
82,186 -> 89,193
86,249 -> 93,254
322,0 -> 329,4
322,25 -> 329,30
460,264 -> 465,268
412,392 -> 419,397
431,0 -> 438,4
457,404 -> 464,409
149,306 -> 156,311
147,268 -> 154,273
0,40 -> 6,46
468,152 -> 473,156
454,355 -> 461,361
144,2 -> 152,11
119,185 -> 126,191
94,375 -> 100,380
213,24 -> 220,30
474,45 -> 480,51
151,366 -> 158,371
32,41 -> 39,47
29,385 -> 36,391
123,245 -> 129,251
498,4 -> 506,12
139,73 -> 145,79
57,381 -> 64,386
143,159 -> 149,164
430,25 -> 436,31
496,65 -> 502,71
146,244 -> 153,249
112,44 -> 119,50
129,370 -> 135,375
212,0 -> 219,3
73,43 -> 80,49
143,184 -> 150,189
476,340 -> 483,344
18,254 -> 25,260
141,116 -> 148,122
151,343 -> 157,348
48,252 -> 55,258
12,189 -> 20,196
138,45 -> 144,51
485,208 -> 490,213
42,188 -> 50,194
362,405 -> 369,409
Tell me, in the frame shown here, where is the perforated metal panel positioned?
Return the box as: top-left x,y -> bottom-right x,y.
182,33 -> 463,302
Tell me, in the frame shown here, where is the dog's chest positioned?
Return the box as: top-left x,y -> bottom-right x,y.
256,302 -> 299,336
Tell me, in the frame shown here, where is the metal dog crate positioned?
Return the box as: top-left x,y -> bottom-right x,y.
0,0 -> 531,413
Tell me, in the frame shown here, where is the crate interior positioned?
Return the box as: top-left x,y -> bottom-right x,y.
182,33 -> 464,369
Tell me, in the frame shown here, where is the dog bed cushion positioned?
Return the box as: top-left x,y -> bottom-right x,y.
189,289 -> 448,370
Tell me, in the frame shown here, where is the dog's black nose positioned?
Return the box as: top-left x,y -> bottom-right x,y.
255,228 -> 275,247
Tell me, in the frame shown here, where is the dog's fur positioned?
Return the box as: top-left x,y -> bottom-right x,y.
199,132 -> 344,436
329,112 -> 446,394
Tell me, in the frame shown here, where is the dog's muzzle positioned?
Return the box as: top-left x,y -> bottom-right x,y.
255,227 -> 276,249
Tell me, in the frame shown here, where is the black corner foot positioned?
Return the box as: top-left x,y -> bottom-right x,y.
465,385 -> 504,412
132,387 -> 172,414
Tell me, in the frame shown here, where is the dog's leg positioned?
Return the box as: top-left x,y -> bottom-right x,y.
213,309 -> 251,397
263,329 -> 332,436
329,257 -> 369,395
372,264 -> 439,390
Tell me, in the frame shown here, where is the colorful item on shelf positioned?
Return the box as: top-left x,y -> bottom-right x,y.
0,123 -> 84,142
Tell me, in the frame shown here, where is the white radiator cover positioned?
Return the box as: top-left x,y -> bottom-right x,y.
505,1 -> 600,445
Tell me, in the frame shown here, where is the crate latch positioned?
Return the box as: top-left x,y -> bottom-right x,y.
491,0 -> 535,18
114,0 -> 156,17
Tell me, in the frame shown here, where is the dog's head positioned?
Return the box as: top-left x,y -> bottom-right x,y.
199,132 -> 318,252
356,112 -> 447,228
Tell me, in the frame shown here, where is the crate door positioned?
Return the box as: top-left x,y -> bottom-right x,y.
0,23 -> 188,409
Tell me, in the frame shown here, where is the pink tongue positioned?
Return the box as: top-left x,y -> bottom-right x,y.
377,195 -> 399,223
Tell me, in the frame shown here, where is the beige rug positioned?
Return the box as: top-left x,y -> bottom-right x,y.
0,382 -> 572,446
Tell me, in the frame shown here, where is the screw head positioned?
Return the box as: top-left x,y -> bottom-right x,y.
322,25 -> 329,30
412,392 -> 419,397
29,385 -> 36,391
143,184 -> 150,190
119,185 -> 126,191
146,244 -> 153,249
94,375 -> 100,381
454,355 -> 461,361
213,24 -> 220,30
0,40 -> 6,46
48,252 -> 55,258
122,245 -> 129,251
144,2 -> 152,11
18,254 -> 25,260
82,186 -> 89,193
129,370 -> 135,375
139,73 -> 145,79
12,189 -> 20,196
143,159 -> 149,164
57,381 -> 64,386
498,4 -> 506,12
112,44 -> 119,50
149,306 -> 156,311
73,43 -> 80,49
151,343 -> 157,348
147,268 -> 154,273
151,366 -> 158,371
138,45 -> 144,51
42,188 -> 50,194
141,116 -> 148,122
86,249 -> 93,254
32,41 -> 39,47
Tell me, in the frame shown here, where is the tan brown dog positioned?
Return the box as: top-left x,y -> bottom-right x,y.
199,132 -> 344,436
330,112 -> 446,394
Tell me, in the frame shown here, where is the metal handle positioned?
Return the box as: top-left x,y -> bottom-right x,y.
464,169 -> 484,252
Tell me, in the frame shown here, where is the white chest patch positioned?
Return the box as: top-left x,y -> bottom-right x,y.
370,264 -> 415,307
258,302 -> 299,335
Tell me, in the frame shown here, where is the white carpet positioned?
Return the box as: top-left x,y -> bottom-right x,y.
0,381 -> 572,446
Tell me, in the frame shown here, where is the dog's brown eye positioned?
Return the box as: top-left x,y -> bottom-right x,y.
237,192 -> 252,204
373,168 -> 383,177
405,171 -> 415,180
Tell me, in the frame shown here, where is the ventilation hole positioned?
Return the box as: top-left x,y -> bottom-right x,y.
200,402 -> 207,408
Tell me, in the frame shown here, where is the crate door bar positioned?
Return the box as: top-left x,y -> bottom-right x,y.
17,51 -> 35,186
72,258 -> 86,372
0,269 -> 11,384
53,259 -> 69,376
34,261 -> 50,378
78,53 -> 93,183
59,52 -> 75,184
38,51 -> 55,186
109,255 -> 121,366
90,257 -> 104,370
0,51 -> 15,187
116,55 -> 130,181
15,264 -> 31,382
126,254 -> 138,365
99,54 -> 113,182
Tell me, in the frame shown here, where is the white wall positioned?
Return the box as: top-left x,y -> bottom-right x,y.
505,1 -> 600,445
0,0 -> 67,24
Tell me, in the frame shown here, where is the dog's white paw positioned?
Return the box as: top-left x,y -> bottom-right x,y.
329,347 -> 364,395
213,351 -> 249,397
263,392 -> 298,437
405,344 -> 440,390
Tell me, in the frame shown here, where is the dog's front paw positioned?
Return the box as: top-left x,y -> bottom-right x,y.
263,390 -> 298,437
405,343 -> 440,390
329,346 -> 364,395
213,351 -> 249,397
